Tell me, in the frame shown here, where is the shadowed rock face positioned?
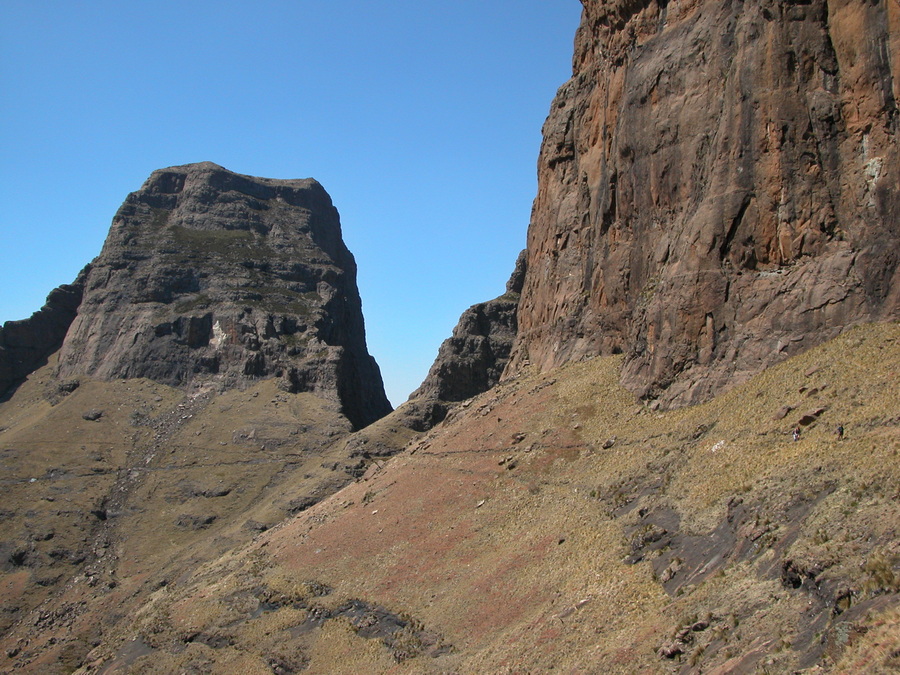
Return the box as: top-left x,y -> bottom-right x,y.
403,250 -> 525,429
56,162 -> 391,429
507,0 -> 900,406
0,272 -> 87,398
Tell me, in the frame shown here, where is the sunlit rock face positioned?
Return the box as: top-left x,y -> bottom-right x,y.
508,0 -> 899,406
56,162 -> 391,428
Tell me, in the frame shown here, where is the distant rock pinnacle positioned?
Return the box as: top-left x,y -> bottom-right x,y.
0,273 -> 87,398
403,250 -> 525,429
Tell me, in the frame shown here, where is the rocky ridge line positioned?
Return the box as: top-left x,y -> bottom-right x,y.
401,250 -> 526,430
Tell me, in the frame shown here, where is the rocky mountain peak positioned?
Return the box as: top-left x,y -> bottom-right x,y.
1,6 -> 899,674
55,162 -> 391,428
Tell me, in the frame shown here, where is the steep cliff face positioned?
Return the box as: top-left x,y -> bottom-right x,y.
0,272 -> 86,397
56,162 -> 391,428
508,0 -> 900,405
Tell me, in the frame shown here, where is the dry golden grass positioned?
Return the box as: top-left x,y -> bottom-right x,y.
830,605 -> 900,674
250,320 -> 896,673
1,322 -> 898,673
0,355 -> 408,672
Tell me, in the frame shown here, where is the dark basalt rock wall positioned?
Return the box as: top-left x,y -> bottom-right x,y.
505,0 -> 900,406
0,272 -> 87,397
55,162 -> 391,429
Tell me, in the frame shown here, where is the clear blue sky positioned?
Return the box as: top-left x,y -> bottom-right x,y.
0,1 -> 581,407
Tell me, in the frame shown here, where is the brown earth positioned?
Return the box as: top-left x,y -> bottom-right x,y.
0,351 -> 413,674
3,322 -> 895,673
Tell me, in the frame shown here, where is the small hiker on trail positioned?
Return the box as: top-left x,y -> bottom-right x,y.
836,424 -> 844,440
793,427 -> 801,442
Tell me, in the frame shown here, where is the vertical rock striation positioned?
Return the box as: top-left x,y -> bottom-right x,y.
56,162 -> 391,428
507,0 -> 899,405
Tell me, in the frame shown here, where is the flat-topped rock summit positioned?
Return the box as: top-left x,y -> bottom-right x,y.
54,162 -> 391,428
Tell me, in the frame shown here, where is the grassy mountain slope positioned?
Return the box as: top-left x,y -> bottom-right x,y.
0,356 -> 412,673
4,322 -> 891,673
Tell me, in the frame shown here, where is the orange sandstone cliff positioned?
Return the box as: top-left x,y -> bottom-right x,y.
507,0 -> 899,406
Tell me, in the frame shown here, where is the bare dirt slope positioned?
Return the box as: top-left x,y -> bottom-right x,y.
4,322 -> 891,674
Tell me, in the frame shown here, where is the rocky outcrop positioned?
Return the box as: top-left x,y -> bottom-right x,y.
56,162 -> 391,428
0,271 -> 87,397
507,0 -> 900,406
403,251 -> 525,429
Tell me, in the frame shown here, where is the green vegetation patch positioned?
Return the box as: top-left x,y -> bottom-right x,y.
149,208 -> 171,229
169,225 -> 271,260
173,294 -> 213,314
